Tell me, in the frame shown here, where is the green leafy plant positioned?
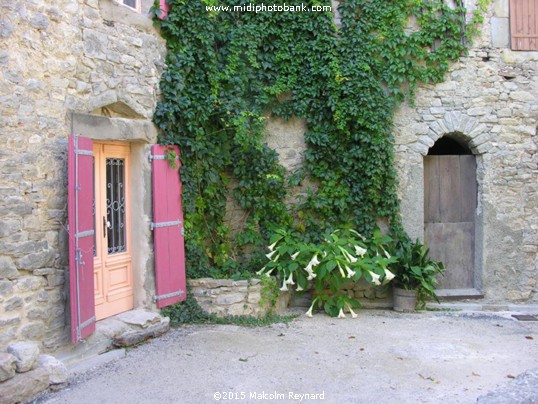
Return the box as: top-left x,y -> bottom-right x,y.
258,227 -> 396,317
164,146 -> 179,169
389,238 -> 445,308
153,0 -> 485,279
161,292 -> 296,326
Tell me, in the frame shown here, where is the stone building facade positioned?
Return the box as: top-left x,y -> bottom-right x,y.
0,2 -> 536,398
0,0 -> 170,356
394,0 -> 537,306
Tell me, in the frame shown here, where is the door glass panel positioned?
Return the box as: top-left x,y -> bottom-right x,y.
123,0 -> 137,9
106,158 -> 127,254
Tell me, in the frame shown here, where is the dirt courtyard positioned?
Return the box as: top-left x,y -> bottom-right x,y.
37,310 -> 538,404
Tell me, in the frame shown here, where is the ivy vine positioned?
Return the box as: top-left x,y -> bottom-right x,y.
153,0 -> 484,278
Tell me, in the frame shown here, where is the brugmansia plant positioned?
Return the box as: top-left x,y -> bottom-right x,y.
257,228 -> 396,317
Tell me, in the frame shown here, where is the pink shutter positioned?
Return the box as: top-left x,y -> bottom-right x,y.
159,0 -> 169,19
151,145 -> 186,308
68,135 -> 96,343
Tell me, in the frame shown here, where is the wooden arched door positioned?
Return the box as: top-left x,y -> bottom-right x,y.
424,137 -> 477,293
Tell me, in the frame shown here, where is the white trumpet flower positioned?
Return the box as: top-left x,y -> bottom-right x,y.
286,273 -> 295,285
267,241 -> 278,252
304,254 -> 320,280
355,245 -> 367,257
280,280 -> 288,292
296,284 -> 304,292
264,268 -> 274,277
338,308 -> 346,319
369,271 -> 381,286
339,247 -> 358,263
345,265 -> 356,278
346,304 -> 358,318
256,266 -> 267,276
309,254 -> 321,267
384,268 -> 395,282
305,303 -> 314,317
291,251 -> 300,260
266,250 -> 277,260
338,263 -> 346,278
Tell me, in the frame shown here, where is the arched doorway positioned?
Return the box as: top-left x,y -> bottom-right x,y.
424,136 -> 477,294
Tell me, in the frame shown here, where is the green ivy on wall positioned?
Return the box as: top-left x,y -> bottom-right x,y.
153,0 -> 483,278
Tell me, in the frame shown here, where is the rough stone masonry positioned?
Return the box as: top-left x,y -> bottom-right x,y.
393,0 -> 537,305
0,0 -> 536,392
0,0 -> 166,353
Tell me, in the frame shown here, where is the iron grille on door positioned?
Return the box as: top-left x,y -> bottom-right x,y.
106,158 -> 127,254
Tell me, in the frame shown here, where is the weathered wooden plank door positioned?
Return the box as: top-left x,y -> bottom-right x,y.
424,155 -> 476,290
151,145 -> 186,308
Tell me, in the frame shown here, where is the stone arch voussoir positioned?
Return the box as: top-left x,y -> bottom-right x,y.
417,111 -> 490,156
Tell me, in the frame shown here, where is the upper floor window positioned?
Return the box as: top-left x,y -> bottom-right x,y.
116,0 -> 141,13
510,0 -> 538,50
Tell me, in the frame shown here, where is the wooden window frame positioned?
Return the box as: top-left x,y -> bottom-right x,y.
115,0 -> 142,14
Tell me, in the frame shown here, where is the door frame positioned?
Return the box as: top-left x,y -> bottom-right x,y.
93,141 -> 134,320
423,137 -> 484,300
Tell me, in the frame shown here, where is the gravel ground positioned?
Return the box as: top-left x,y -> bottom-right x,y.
36,310 -> 538,404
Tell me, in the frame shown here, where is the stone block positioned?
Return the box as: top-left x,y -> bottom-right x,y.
215,293 -> 245,305
27,308 -> 49,321
0,367 -> 49,404
38,355 -> 68,385
494,0 -> 509,17
0,317 -> 20,328
16,250 -> 56,271
3,296 -> 23,311
20,322 -> 45,340
113,317 -> 170,348
30,12 -> 50,30
46,271 -> 64,287
116,310 -> 162,329
490,17 -> 509,48
509,91 -> 535,102
14,276 -> 47,292
247,292 -> 262,304
227,303 -> 249,316
429,107 -> 446,115
7,342 -> 40,373
0,353 -> 17,382
467,106 -> 491,116
364,288 -> 376,299
497,107 -> 512,117
0,256 -> 19,280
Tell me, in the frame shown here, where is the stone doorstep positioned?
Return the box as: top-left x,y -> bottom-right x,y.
55,309 -> 170,370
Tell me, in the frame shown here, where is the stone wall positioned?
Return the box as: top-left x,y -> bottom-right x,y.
189,278 -> 291,317
394,0 -> 537,304
0,341 -> 68,404
0,0 -> 165,352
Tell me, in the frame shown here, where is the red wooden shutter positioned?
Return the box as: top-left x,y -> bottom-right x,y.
159,0 -> 169,19
68,135 -> 96,343
510,0 -> 538,50
151,145 -> 186,308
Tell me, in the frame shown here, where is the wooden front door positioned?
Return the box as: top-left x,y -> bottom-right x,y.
93,142 -> 133,320
424,155 -> 476,290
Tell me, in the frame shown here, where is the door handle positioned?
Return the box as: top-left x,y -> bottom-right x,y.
103,216 -> 107,238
